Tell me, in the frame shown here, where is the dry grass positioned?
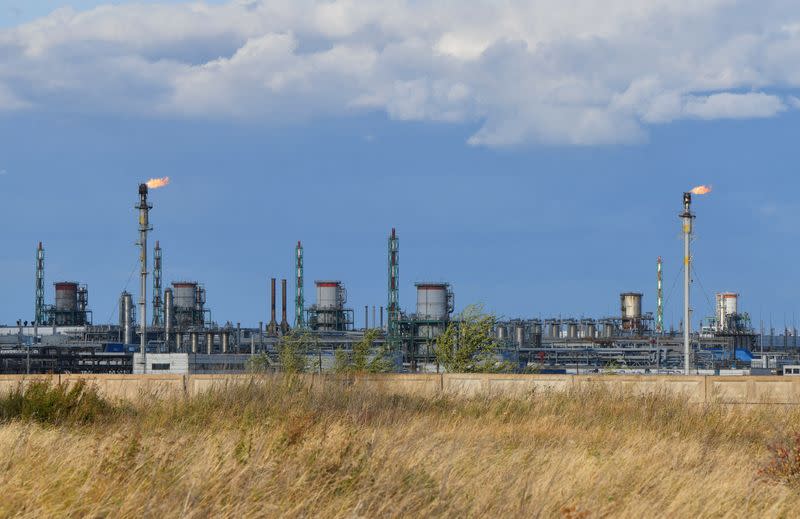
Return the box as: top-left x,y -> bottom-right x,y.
0,377 -> 799,518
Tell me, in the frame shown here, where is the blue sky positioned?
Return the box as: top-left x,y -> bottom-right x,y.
2,1 -> 800,330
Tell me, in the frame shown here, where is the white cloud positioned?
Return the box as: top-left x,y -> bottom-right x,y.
1,0 -> 800,147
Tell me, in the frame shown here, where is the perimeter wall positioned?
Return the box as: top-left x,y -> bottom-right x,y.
1,373 -> 799,404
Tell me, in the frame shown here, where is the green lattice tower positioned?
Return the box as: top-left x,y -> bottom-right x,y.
152,241 -> 163,326
35,242 -> 45,325
295,241 -> 305,328
387,228 -> 399,345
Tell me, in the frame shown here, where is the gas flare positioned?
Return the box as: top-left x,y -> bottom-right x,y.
145,176 -> 170,189
689,185 -> 711,195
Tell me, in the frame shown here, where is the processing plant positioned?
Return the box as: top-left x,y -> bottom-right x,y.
0,183 -> 797,375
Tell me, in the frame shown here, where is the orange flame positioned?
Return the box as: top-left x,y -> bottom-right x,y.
145,176 -> 170,189
689,185 -> 712,195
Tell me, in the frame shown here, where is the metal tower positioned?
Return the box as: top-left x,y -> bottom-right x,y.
152,241 -> 163,326
136,184 -> 152,365
656,256 -> 663,334
681,193 -> 694,375
35,242 -> 45,325
295,241 -> 305,328
387,228 -> 399,344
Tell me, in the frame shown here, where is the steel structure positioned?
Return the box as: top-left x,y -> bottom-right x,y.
656,256 -> 663,334
681,192 -> 694,374
35,242 -> 45,325
387,228 -> 400,346
152,241 -> 163,326
295,241 -> 305,328
136,183 -> 152,368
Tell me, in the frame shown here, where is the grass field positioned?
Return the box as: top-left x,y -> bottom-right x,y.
0,377 -> 799,518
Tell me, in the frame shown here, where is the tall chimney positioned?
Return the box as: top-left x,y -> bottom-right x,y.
136,183 -> 152,371
268,278 -> 278,335
280,279 -> 290,334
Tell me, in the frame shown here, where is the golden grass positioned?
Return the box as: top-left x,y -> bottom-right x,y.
0,378 -> 799,518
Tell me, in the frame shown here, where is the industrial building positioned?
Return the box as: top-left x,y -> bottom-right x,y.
0,183 -> 798,375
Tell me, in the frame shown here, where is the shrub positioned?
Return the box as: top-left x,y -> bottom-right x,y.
760,432 -> 800,485
0,379 -> 113,425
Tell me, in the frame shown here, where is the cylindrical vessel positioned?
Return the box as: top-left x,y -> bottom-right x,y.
620,292 -> 643,330
221,331 -> 229,353
164,288 -> 174,350
587,323 -> 597,338
602,320 -> 614,338
176,332 -> 183,352
496,325 -> 507,340
206,332 -> 214,354
315,281 -> 343,309
567,322 -> 578,339
191,332 -> 198,353
55,282 -> 79,312
415,283 -> 449,320
514,324 -> 525,347
716,292 -> 739,331
120,292 -> 134,344
532,320 -> 543,336
172,282 -> 198,310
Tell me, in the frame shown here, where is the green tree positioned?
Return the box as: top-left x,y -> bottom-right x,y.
277,331 -> 315,374
246,353 -> 272,373
435,305 -> 505,373
332,329 -> 395,374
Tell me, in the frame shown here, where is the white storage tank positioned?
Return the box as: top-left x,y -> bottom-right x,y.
620,292 -> 643,330
716,292 -> 739,331
415,283 -> 451,320
172,282 -> 198,310
315,281 -> 345,309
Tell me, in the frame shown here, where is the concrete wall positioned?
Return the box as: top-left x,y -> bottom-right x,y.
3,373 -> 800,404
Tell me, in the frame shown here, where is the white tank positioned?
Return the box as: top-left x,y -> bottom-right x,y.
315,281 -> 344,309
716,292 -> 739,331
415,283 -> 450,320
620,292 -> 643,330
172,282 -> 198,310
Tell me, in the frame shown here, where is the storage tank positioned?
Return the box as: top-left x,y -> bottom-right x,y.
496,325 -> 507,340
601,320 -> 615,338
566,321 -> 578,339
415,283 -> 451,320
119,291 -> 134,345
316,281 -> 345,310
514,323 -> 525,347
55,282 -> 79,312
546,320 -> 560,338
585,321 -> 597,339
716,292 -> 739,331
620,292 -> 643,330
172,282 -> 198,310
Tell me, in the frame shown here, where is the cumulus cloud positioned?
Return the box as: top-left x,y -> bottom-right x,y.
1,0 -> 800,146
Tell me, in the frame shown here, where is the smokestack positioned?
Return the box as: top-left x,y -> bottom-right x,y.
136,183 -> 152,371
680,192 -> 694,375
365,305 -> 369,330
280,279 -> 290,334
268,278 -> 278,335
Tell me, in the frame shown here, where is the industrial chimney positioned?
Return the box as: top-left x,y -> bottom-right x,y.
268,278 -> 278,335
280,279 -> 290,334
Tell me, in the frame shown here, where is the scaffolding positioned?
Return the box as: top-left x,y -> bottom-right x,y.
35,242 -> 45,325
387,228 -> 400,347
152,241 -> 163,326
295,241 -> 305,328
